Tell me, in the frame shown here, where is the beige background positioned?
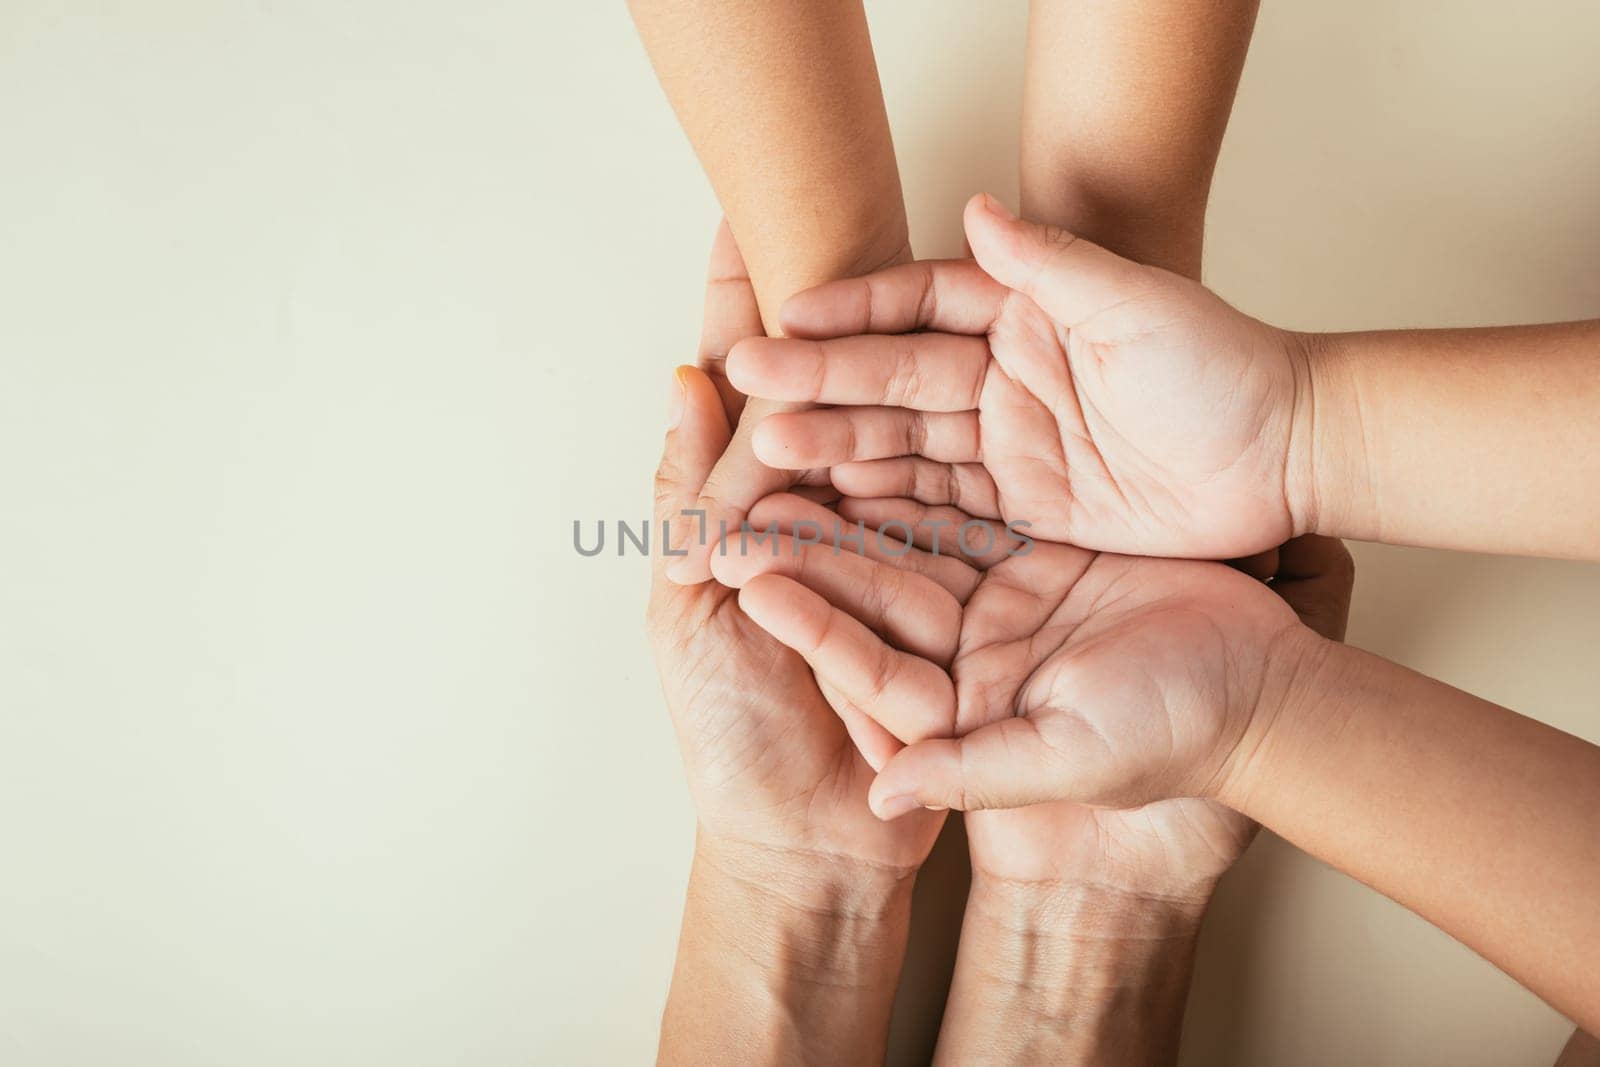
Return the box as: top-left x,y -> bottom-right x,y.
1,1 -> 1597,1064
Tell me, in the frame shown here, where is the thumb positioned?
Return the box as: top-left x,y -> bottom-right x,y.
654,366 -> 733,536
962,193 -> 1147,330
866,716 -> 1083,819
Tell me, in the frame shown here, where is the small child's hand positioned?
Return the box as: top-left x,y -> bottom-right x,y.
727,192 -> 1319,560
708,496 -> 1329,822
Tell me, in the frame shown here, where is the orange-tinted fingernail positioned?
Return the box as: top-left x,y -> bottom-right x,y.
669,366 -> 689,429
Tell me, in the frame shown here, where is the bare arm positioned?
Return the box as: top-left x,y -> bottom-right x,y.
661,836 -> 917,1066
1020,0 -> 1259,278
933,882 -> 1209,1065
629,1 -> 909,327
1301,320 -> 1600,559
932,8 -> 1261,1062
629,0 -> 912,583
1556,1028 -> 1600,1067
1224,637 -> 1600,1033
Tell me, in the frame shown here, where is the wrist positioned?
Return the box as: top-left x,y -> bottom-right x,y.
1213,626 -> 1352,817
755,221 -> 911,335
1284,330 -> 1374,541
660,832 -> 918,1065
943,878 -> 1209,1063
690,830 -> 918,933
964,873 -> 1211,967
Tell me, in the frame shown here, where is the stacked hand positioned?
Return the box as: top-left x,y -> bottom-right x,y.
710,495 -> 1350,886
696,195 -> 1352,837
650,206 -> 1356,1061
649,223 -> 943,883
730,193 -> 1320,561
653,201 -> 1600,1054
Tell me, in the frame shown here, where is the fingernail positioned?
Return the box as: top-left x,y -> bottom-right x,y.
873,793 -> 923,821
981,193 -> 1016,222
668,367 -> 688,429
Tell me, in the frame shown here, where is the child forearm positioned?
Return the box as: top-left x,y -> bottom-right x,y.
1020,0 -> 1258,278
628,0 -> 910,330
1299,320 -> 1600,559
1223,637 -> 1600,1032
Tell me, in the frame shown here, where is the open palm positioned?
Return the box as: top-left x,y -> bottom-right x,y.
709,496 -> 1355,898
713,491 -> 1352,889
729,194 -> 1315,560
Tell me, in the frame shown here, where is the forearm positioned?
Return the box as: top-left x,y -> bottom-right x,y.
933,878 -> 1207,1065
659,832 -> 917,1065
1296,320 -> 1600,559
1020,0 -> 1258,278
1224,637 -> 1600,1032
629,0 -> 910,329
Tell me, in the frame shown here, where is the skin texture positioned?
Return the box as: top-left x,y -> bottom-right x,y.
738,193 -> 1600,563
728,506 -> 1600,1033
650,228 -> 942,1065
1305,321 -> 1600,559
1020,0 -> 1259,279
952,20 -> 1267,1055
737,194 -> 1313,561
635,4 -> 1269,1055
730,193 -> 1600,1031
628,0 -> 913,587
960,545 -> 1347,1066
714,511 -> 1353,1064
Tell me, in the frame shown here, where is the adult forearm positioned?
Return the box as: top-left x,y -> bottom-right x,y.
1296,320 -> 1600,559
1223,638 -> 1600,1033
659,832 -> 917,1065
933,878 -> 1207,1065
1020,0 -> 1258,278
629,0 -> 910,330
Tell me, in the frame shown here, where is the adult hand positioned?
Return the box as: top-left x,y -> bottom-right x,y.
652,226 -> 947,1064
727,192 -> 1320,560
648,222 -> 944,879
929,534 -> 1351,1067
711,463 -> 1353,1065
713,505 -> 1346,871
708,499 -> 1333,823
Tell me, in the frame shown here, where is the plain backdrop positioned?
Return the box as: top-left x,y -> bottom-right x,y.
2,2 -> 1597,1064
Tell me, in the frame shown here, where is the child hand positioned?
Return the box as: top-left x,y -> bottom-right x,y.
708,496 -> 1326,822
728,193 -> 1321,560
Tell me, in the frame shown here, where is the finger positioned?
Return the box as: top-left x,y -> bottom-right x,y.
837,497 -> 1027,571
710,529 -> 961,665
866,717 -> 1080,819
784,483 -> 841,506
831,457 -> 1001,518
664,395 -> 801,585
653,367 -> 734,580
962,193 -> 1151,331
747,493 -> 980,603
818,677 -> 904,773
1274,535 -> 1356,642
754,408 -> 981,469
698,219 -> 763,422
727,333 -> 988,412
738,575 -> 957,745
779,258 -> 1009,339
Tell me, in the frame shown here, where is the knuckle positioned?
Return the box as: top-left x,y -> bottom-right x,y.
906,412 -> 928,456
889,336 -> 922,406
